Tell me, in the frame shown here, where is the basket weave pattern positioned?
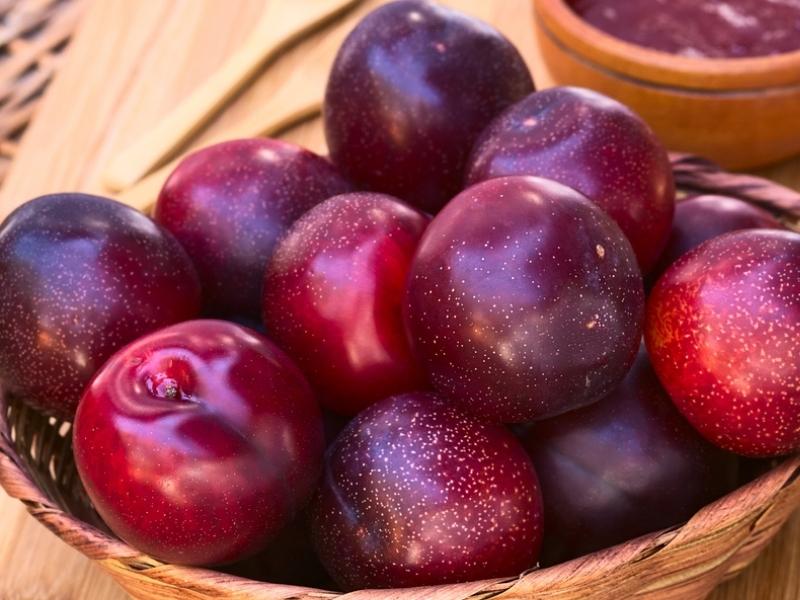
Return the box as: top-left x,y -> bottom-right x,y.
0,0 -> 83,182
2,377 -> 800,600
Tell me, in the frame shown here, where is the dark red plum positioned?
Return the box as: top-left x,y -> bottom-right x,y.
324,0 -> 533,213
263,192 -> 429,415
405,176 -> 644,422
647,230 -> 800,457
0,193 -> 201,420
223,511 -> 334,589
154,138 -> 352,318
466,86 -> 675,272
73,320 -> 324,565
521,349 -> 738,564
650,194 -> 784,281
311,392 -> 543,590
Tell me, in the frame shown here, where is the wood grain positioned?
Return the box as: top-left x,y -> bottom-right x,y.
0,1 -> 798,599
103,0 -> 359,192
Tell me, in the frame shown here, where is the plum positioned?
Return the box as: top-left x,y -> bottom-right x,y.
324,0 -> 533,213
0,193 -> 201,420
310,392 -> 543,589
650,194 -> 784,281
405,176 -> 644,422
521,348 -> 738,564
466,86 -> 675,272
647,230 -> 800,457
73,319 -> 324,565
154,138 -> 352,318
222,511 -> 334,589
263,192 -> 429,415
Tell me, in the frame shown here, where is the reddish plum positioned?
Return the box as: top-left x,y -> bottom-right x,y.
646,230 -> 800,457
73,320 -> 324,565
466,86 -> 675,272
405,176 -> 644,422
263,192 -> 429,415
324,0 -> 533,213
650,194 -> 784,281
154,138 -> 352,318
0,193 -> 200,420
521,348 -> 738,564
310,392 -> 543,590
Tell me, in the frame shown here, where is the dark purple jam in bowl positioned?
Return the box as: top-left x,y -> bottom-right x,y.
570,0 -> 800,59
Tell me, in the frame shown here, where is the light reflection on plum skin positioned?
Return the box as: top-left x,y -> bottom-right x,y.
154,138 -> 353,319
465,86 -> 674,273
646,229 -> 800,457
264,192 -> 431,416
310,392 -> 543,590
73,320 -> 324,566
324,0 -> 534,213
0,193 -> 201,420
519,348 -> 739,565
405,176 -> 644,422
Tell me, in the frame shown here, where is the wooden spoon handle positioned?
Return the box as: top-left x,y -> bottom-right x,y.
115,83 -> 323,212
103,0 -> 357,192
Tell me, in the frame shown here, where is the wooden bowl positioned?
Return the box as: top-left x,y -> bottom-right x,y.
3,156 -> 800,599
532,0 -> 800,170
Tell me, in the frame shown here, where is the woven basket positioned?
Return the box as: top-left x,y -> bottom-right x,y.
2,154 -> 800,600
0,0 -> 83,183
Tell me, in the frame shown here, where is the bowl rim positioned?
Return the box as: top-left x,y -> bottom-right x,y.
535,0 -> 800,91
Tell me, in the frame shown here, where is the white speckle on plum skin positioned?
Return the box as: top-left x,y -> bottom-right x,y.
323,0 -> 534,213
154,138 -> 352,317
646,229 -> 800,457
263,192 -> 430,414
0,193 -> 201,418
465,86 -> 674,272
405,176 -> 644,422
311,393 -> 543,590
73,319 -> 324,566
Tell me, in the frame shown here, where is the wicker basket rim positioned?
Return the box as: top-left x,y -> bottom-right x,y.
3,154 -> 800,599
2,393 -> 800,598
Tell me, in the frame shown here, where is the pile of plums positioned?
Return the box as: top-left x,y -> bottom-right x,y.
1,0 -> 798,591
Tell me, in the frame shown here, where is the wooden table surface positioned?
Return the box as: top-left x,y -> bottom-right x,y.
0,1 -> 799,598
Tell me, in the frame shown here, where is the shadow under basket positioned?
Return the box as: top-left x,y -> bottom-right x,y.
3,155 -> 800,600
